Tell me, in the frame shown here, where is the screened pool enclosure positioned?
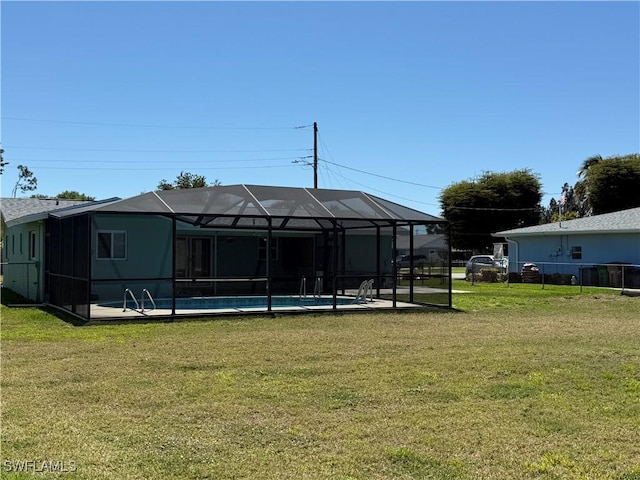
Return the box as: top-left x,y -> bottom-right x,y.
45,185 -> 450,320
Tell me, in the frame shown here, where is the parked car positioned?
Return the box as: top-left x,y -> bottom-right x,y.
396,254 -> 428,268
465,255 -> 507,279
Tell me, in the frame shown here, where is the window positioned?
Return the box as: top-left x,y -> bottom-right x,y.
29,231 -> 37,260
97,231 -> 126,259
571,246 -> 582,260
258,237 -> 278,261
19,233 -> 23,255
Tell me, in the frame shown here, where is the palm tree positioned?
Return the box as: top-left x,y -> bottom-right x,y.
574,154 -> 602,216
577,154 -> 603,180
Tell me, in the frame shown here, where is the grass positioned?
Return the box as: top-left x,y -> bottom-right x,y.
1,286 -> 639,479
449,279 -> 627,312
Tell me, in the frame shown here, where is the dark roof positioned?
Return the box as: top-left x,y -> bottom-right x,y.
48,185 -> 444,229
496,207 -> 640,237
396,234 -> 447,251
0,198 -> 94,226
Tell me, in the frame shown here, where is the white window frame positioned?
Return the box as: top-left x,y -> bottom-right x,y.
96,231 -> 127,260
571,246 -> 582,260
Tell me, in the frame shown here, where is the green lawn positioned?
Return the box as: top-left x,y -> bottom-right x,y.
1,286 -> 639,479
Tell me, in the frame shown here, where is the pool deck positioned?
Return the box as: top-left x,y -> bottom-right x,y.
87,289 -> 453,320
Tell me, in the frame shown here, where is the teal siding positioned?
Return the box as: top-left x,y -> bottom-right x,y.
344,233 -> 393,274
2,220 -> 44,301
91,214 -> 173,303
91,213 -> 173,280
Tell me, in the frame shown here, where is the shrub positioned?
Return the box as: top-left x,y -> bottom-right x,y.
508,272 -> 522,283
543,273 -> 574,285
480,268 -> 499,283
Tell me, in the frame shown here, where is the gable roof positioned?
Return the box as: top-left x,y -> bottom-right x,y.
1,198 -> 92,225
1,197 -> 120,228
495,207 -> 640,237
396,233 -> 447,251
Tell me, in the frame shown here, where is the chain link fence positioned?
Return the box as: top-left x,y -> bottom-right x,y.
465,260 -> 640,292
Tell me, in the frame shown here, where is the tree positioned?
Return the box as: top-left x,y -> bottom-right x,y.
542,153 -> 640,223
55,190 -> 96,201
11,165 -> 38,197
541,182 -> 583,223
0,148 -> 7,175
577,154 -> 603,181
30,191 -> 95,200
157,171 -> 221,190
439,170 -> 542,252
586,154 -> 640,214
572,154 -> 603,216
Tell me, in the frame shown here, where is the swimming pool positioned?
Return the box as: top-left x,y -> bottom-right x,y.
110,295 -> 357,311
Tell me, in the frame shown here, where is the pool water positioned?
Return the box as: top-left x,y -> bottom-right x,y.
114,295 -> 355,311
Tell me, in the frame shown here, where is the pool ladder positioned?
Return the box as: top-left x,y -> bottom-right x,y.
123,288 -> 156,313
299,276 -> 322,299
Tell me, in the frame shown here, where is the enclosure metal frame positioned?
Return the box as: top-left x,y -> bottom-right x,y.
43,186 -> 450,320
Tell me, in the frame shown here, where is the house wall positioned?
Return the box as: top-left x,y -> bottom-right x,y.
87,212 -> 406,302
2,220 -> 45,301
91,213 -> 174,302
344,232 -> 393,275
216,233 -> 317,294
216,234 -> 258,276
508,232 -> 640,276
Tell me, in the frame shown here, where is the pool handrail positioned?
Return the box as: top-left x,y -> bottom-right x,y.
353,279 -> 374,304
141,288 -> 156,313
366,279 -> 374,302
123,288 -> 140,312
314,276 -> 321,298
299,276 -> 307,298
353,280 -> 368,304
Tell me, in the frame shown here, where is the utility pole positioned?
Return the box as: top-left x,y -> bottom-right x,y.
313,122 -> 318,189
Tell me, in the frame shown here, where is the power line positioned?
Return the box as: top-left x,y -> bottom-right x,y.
5,145 -> 311,154
1,116 -> 308,131
25,164 -> 295,172
320,158 -> 442,190
321,161 -> 440,207
10,156 -> 305,164
315,133 -> 542,212
446,206 -> 540,211
315,131 -> 441,206
317,134 -> 349,190
315,131 -> 443,190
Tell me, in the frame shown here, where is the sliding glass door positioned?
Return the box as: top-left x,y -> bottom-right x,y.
176,237 -> 211,278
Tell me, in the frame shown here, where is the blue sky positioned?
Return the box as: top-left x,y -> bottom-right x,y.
1,1 -> 638,216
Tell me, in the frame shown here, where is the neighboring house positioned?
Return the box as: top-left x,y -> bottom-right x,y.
396,229 -> 448,265
1,185 -> 449,319
495,207 -> 640,282
1,198 -> 99,301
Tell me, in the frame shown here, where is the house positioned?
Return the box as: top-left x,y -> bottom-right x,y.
395,228 -> 448,265
495,207 -> 640,285
1,185 -> 450,320
1,197 -> 98,301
